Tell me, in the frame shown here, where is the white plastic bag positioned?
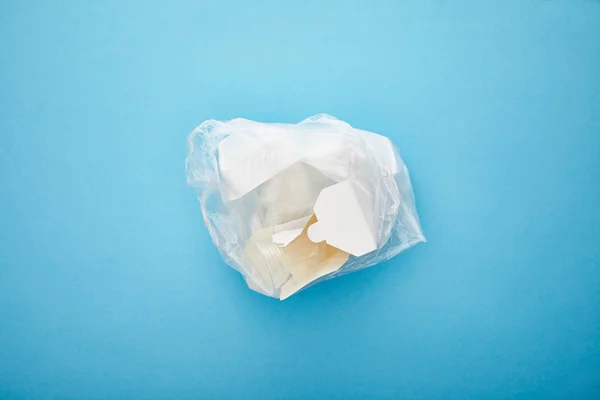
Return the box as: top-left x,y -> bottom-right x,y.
186,114 -> 425,299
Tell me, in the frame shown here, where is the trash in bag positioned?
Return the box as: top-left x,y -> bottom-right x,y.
186,114 -> 425,299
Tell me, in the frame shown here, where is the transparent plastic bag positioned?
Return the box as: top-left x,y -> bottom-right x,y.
186,114 -> 425,299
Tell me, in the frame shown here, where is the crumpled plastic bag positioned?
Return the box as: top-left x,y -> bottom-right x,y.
186,114 -> 425,299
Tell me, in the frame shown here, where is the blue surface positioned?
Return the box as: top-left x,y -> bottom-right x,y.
1,1 -> 600,398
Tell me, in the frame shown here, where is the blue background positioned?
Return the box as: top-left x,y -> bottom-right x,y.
1,1 -> 599,398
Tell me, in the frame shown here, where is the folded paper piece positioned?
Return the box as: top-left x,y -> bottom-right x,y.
307,179 -> 377,257
272,216 -> 311,246
186,114 -> 425,299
